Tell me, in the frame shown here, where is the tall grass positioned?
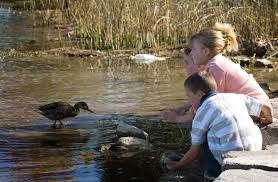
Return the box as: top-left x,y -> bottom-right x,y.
29,0 -> 278,50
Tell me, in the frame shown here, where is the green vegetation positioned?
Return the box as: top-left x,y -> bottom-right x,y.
19,0 -> 278,50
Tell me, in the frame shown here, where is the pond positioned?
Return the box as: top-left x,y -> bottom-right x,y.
0,5 -> 277,182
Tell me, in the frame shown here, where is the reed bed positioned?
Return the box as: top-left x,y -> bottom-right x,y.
29,0 -> 278,50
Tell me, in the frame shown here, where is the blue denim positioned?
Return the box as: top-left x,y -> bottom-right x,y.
203,138 -> 222,178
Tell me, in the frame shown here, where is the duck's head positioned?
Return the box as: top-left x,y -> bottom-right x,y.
74,102 -> 94,113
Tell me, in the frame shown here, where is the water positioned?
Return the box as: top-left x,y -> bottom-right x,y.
0,55 -> 195,181
0,7 -> 70,51
0,6 -> 277,182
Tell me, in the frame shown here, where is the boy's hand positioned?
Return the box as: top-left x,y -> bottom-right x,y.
166,161 -> 180,171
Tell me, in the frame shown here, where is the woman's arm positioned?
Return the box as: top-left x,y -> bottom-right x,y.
160,101 -> 192,123
260,101 -> 273,124
172,101 -> 192,115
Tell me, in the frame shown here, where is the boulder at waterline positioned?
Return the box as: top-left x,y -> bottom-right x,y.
116,123 -> 149,140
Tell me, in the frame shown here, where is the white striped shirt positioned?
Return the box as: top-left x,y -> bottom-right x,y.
191,93 -> 263,164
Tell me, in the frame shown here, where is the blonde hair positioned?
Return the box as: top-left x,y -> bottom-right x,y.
189,22 -> 238,54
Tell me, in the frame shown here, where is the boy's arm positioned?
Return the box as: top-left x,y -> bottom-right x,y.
260,101 -> 273,124
167,144 -> 201,171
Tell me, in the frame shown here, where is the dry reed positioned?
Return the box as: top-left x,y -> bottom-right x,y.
29,0 -> 278,50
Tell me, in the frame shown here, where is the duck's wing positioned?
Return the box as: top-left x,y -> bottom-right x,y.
36,102 -> 70,112
35,102 -> 77,120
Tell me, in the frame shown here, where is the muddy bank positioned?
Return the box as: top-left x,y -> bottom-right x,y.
44,47 -> 184,59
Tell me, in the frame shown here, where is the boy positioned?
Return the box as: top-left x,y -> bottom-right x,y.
166,71 -> 273,179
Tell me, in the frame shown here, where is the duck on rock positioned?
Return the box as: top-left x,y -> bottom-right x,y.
34,101 -> 94,126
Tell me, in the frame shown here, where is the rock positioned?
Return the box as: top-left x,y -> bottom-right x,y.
269,90 -> 278,98
100,143 -> 112,153
254,59 -> 273,68
259,82 -> 271,92
117,136 -> 152,150
254,42 -> 268,58
116,123 -> 148,140
240,40 -> 269,57
230,56 -> 253,67
239,58 -> 251,67
215,169 -> 278,182
261,119 -> 278,146
271,97 -> 278,119
222,144 -> 278,171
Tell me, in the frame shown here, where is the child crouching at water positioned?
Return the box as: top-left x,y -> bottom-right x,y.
161,22 -> 272,123
166,71 -> 273,180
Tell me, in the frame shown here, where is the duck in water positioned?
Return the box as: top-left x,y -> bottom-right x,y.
34,101 -> 94,126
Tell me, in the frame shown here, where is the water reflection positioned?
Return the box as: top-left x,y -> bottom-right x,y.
0,56 -> 187,127
0,114 -> 191,181
0,116 -> 113,181
0,7 -> 70,51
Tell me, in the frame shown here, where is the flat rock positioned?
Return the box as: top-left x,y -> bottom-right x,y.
222,144 -> 278,171
261,119 -> 278,145
215,169 -> 278,182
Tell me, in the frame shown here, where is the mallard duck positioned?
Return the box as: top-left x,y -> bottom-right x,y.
34,101 -> 94,126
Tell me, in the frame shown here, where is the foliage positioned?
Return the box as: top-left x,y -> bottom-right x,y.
28,0 -> 278,50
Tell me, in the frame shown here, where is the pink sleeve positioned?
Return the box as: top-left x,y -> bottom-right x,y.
207,64 -> 226,92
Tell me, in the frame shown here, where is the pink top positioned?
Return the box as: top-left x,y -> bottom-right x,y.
205,54 -> 269,101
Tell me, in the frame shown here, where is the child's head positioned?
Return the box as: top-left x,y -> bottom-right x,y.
183,48 -> 205,75
184,71 -> 217,107
189,22 -> 238,65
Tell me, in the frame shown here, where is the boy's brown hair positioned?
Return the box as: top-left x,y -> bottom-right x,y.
184,71 -> 217,94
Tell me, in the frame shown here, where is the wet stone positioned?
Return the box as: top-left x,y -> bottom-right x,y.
116,123 -> 149,140
254,59 -> 273,68
117,136 -> 152,150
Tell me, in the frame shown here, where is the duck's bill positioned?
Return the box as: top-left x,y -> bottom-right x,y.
86,108 -> 94,113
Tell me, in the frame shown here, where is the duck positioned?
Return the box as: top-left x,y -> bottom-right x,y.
34,101 -> 94,126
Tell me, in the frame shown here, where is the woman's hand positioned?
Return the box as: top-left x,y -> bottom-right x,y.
160,111 -> 179,123
260,101 -> 273,124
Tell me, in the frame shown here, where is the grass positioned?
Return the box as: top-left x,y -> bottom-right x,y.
17,0 -> 278,50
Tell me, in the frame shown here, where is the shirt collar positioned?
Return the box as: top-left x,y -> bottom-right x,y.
198,91 -> 217,108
